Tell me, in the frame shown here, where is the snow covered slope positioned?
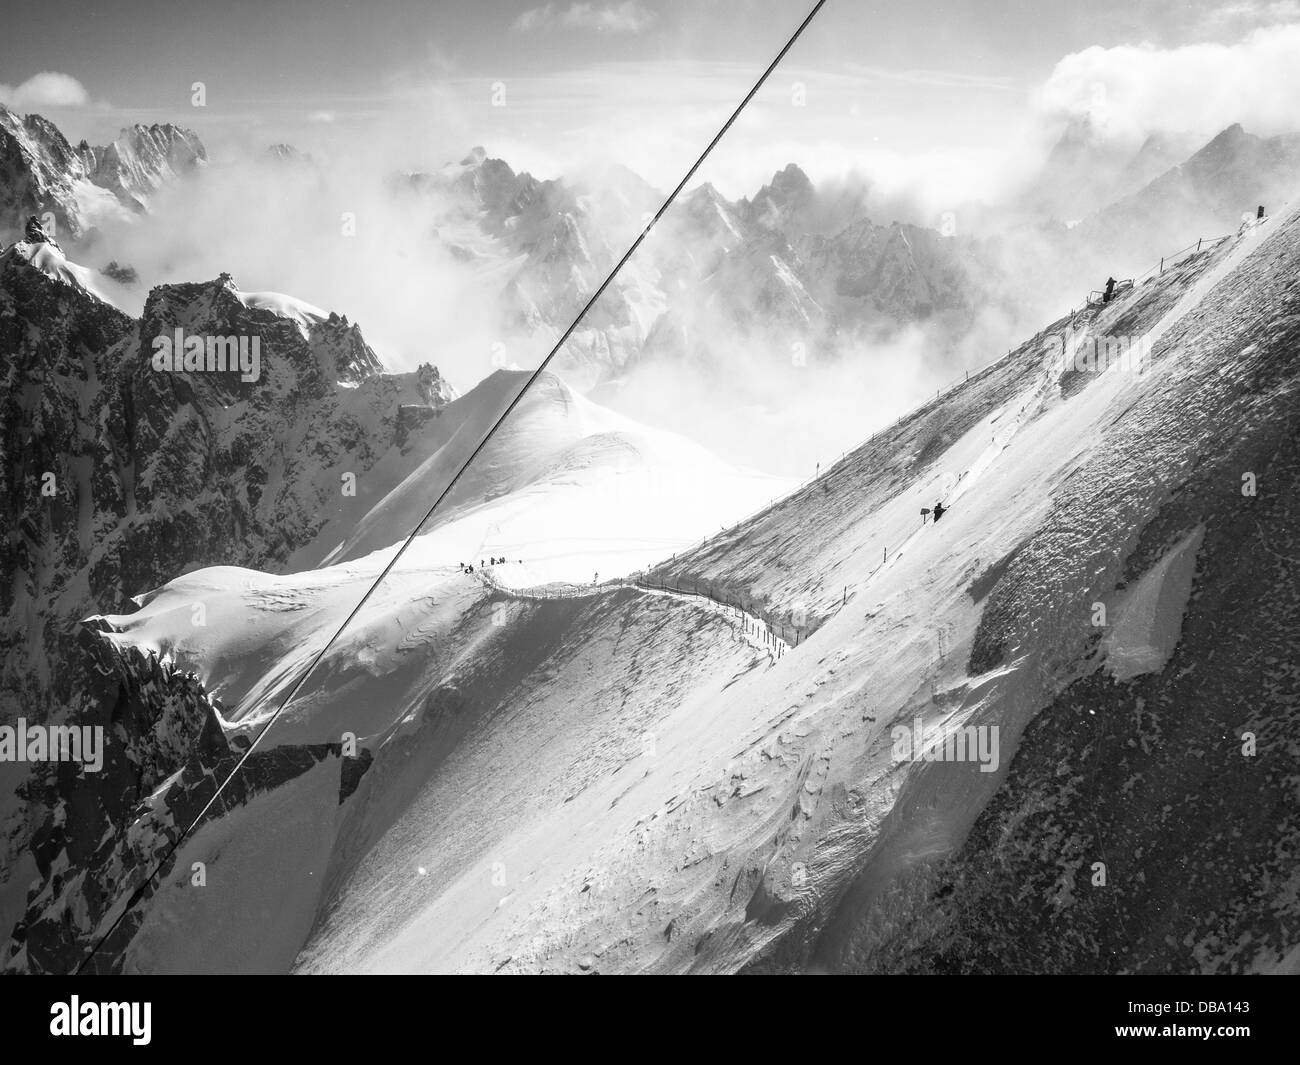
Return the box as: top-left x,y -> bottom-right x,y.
0,233 -> 128,310
91,374 -> 789,735
309,369 -> 786,580
26,201 -> 1294,976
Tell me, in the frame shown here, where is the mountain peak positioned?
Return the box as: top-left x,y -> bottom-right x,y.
1202,122 -> 1249,151
1187,123 -> 1260,171
24,214 -> 51,244
461,146 -> 488,166
768,163 -> 813,200
744,163 -> 815,228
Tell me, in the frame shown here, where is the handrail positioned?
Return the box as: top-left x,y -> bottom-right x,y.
476,566 -> 792,658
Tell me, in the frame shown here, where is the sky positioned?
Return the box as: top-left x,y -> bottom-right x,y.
3,0 -> 1299,203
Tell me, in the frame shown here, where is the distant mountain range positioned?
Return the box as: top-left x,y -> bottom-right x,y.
0,104 -> 205,244
5,104 -> 1297,393
396,121 -> 1300,388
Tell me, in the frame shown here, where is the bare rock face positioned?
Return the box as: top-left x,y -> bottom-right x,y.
24,214 -> 50,244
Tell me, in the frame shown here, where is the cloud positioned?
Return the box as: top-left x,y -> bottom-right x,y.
841,62 -> 1016,93
512,2 -> 657,34
1036,22 -> 1300,143
1196,0 -> 1300,36
0,71 -> 92,110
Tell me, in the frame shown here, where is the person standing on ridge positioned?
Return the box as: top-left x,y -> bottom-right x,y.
1103,277 -> 1116,303
933,501 -> 947,522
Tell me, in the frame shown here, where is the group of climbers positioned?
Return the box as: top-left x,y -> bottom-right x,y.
459,556 -> 521,573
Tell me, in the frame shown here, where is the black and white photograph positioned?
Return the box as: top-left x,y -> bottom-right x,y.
0,0 -> 1296,1033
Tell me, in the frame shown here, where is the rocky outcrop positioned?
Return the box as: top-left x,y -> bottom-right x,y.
5,626 -> 372,974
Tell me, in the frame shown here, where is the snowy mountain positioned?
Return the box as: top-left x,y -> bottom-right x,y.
0,226 -> 460,968
1029,118 -> 1300,238
0,216 -> 129,308
2,361 -> 786,973
0,226 -> 453,717
8,195 -> 1294,974
402,151 -> 996,389
971,120 -> 1300,352
300,368 -> 787,577
78,122 -> 206,214
0,105 -> 205,244
391,129 -> 1299,404
1074,124 -> 1300,262
299,204 -> 1299,975
412,125 -> 1298,399
1024,116 -> 1200,223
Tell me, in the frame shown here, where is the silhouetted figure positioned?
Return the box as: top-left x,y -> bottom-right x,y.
1103,277 -> 1116,303
933,501 -> 947,522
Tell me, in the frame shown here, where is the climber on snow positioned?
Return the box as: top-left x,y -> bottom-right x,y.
932,501 -> 947,522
